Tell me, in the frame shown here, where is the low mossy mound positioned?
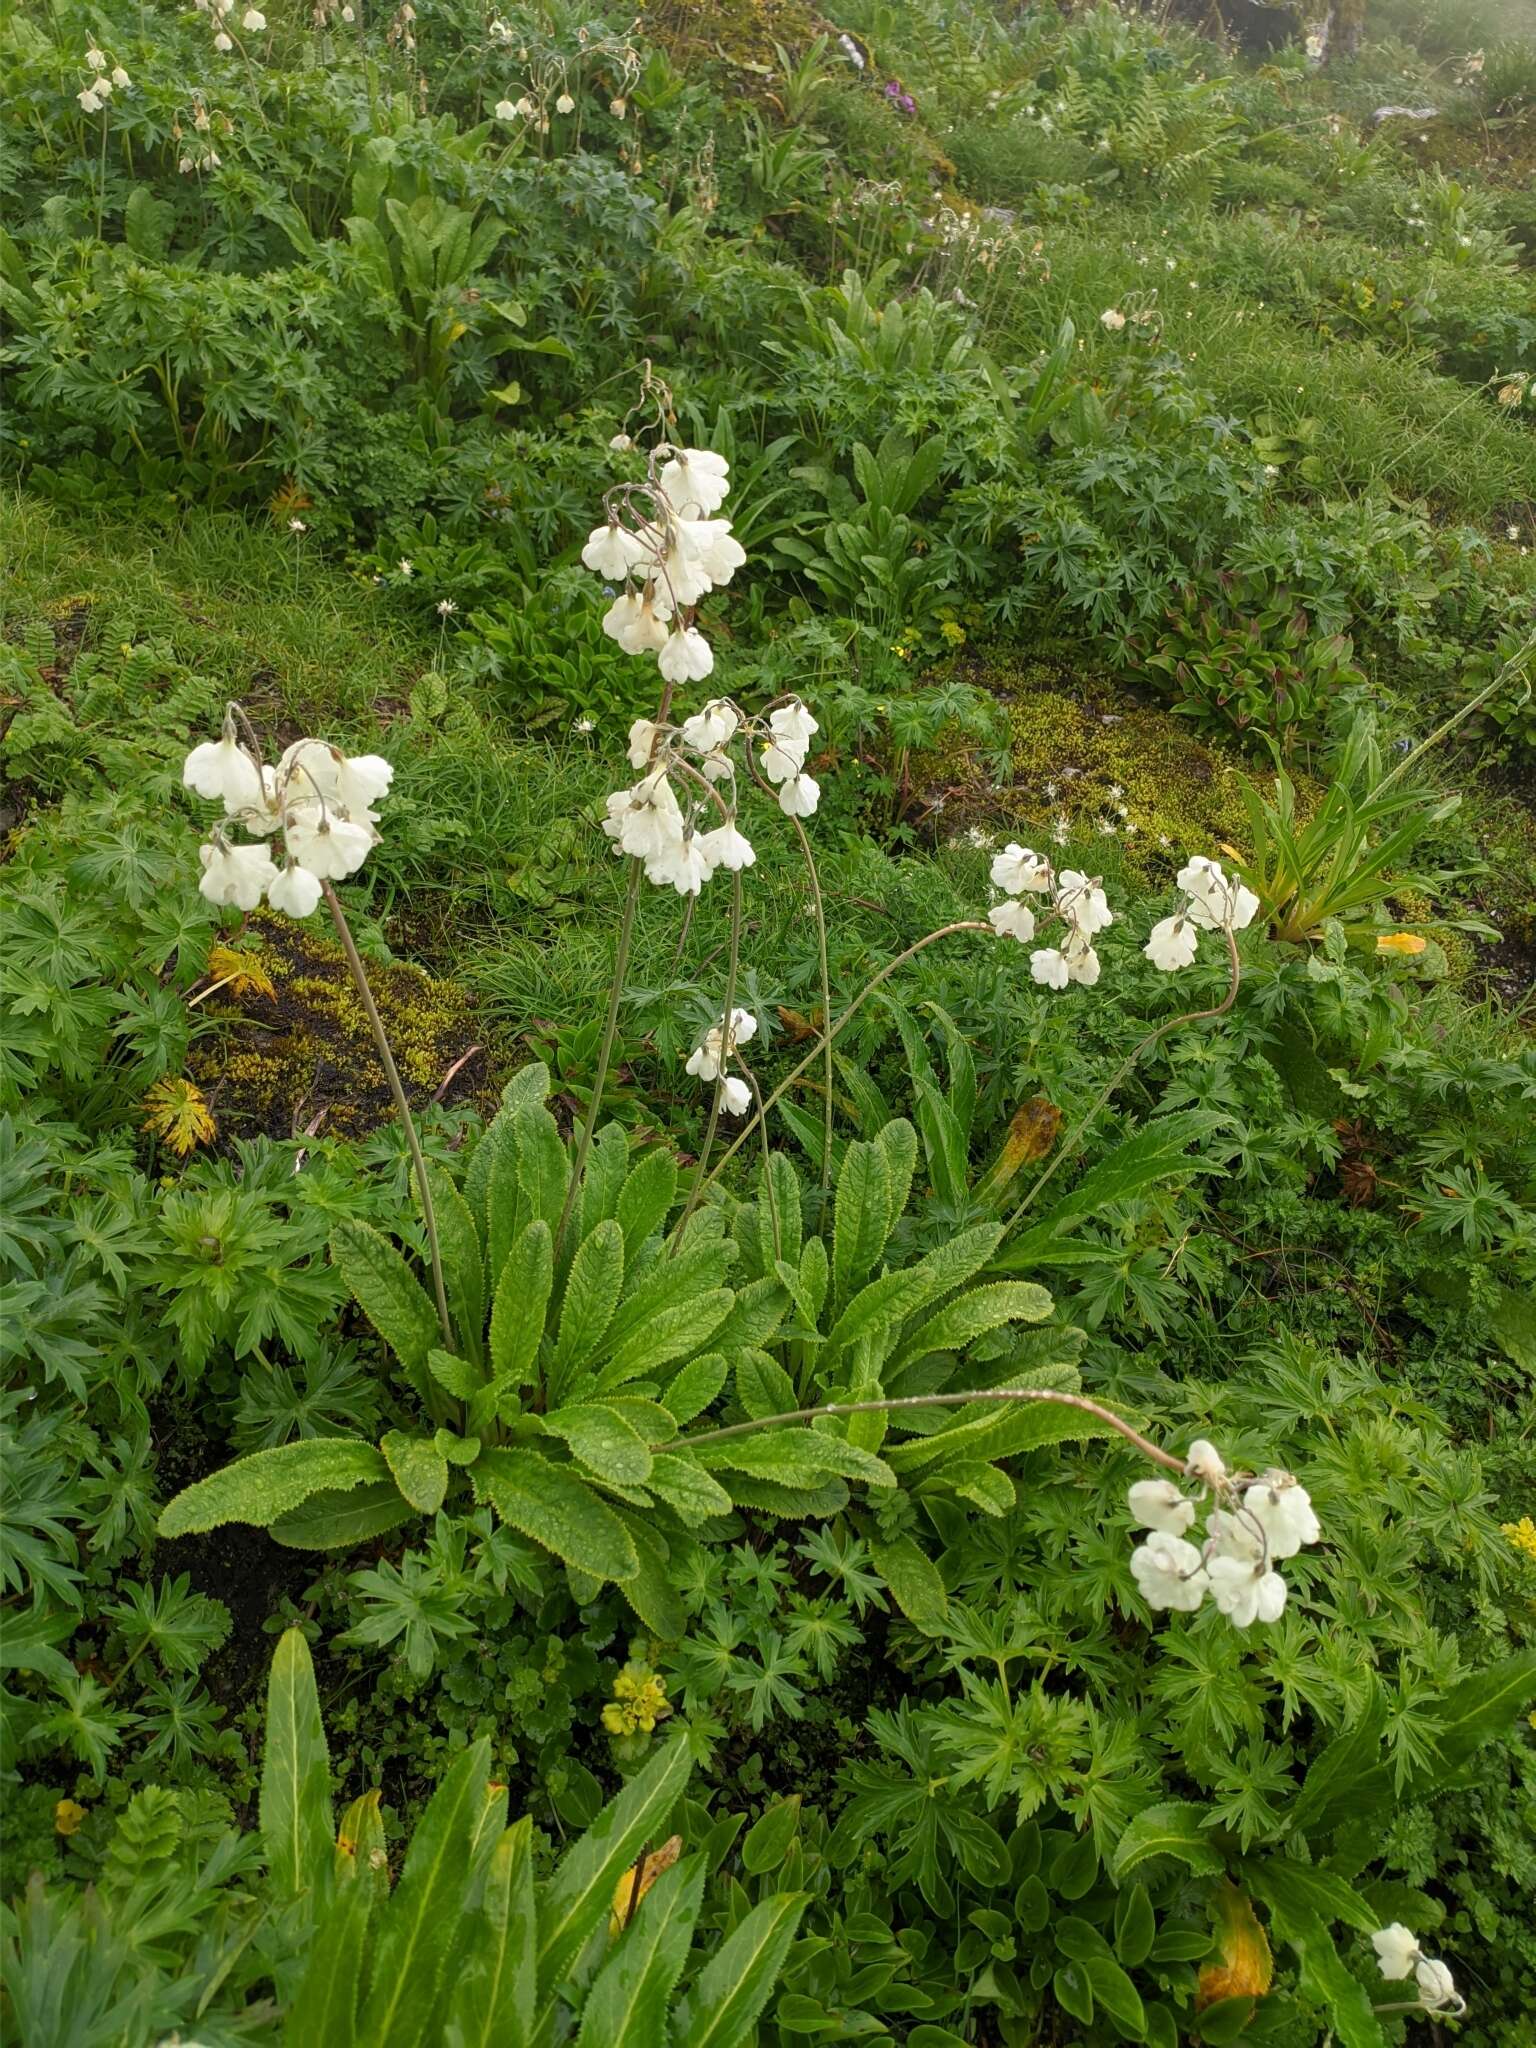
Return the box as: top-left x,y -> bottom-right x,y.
923,648 -> 1313,874
191,917 -> 501,1144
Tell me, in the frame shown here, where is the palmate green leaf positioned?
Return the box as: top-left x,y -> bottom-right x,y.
158,1440 -> 392,1539
550,1220 -> 625,1399
330,1219 -> 440,1396
261,1628 -> 332,1907
472,1448 -> 638,1582
358,1740 -> 493,2048
536,1733 -> 693,1999
542,1403 -> 653,1487
489,1221 -> 554,1395
449,1817 -> 537,2048
576,1854 -> 705,2048
673,1890 -> 809,2048
270,1480 -> 417,1551
1110,1802 -> 1224,1882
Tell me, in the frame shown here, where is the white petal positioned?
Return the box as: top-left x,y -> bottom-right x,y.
267,862 -> 323,916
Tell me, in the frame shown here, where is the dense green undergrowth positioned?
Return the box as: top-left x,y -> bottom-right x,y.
2,0 -> 1535,2043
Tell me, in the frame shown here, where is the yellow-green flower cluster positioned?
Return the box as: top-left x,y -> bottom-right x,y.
601,1662 -> 671,1738
1502,1516 -> 1536,1564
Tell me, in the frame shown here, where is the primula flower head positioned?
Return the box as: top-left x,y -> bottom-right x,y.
1371,1926 -> 1418,1981
1128,1478 -> 1196,1536
1130,1531 -> 1206,1612
988,899 -> 1036,944
199,837 -> 278,910
991,843 -> 1050,895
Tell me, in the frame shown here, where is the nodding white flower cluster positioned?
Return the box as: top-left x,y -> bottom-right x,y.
1128,1438 -> 1320,1628
686,1006 -> 757,1116
601,694 -> 818,897
77,44 -> 129,111
193,0 -> 242,50
987,843 -> 1112,989
583,436 -> 744,687
1371,1926 -> 1465,2015
182,710 -> 390,918
1143,856 -> 1260,972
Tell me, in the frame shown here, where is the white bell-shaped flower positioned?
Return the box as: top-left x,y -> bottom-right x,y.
184,734 -> 265,812
1205,1555 -> 1287,1626
658,626 -> 713,685
198,838 -> 277,910
627,719 -> 660,770
1144,914 -> 1199,971
1030,948 -> 1069,991
988,899 -> 1036,944
79,86 -> 103,111
1371,1926 -> 1419,1982
111,66 -> 131,88
760,738 -> 804,785
555,91 -> 575,113
1130,1532 -> 1206,1612
1128,1478 -> 1196,1536
1063,937 -> 1101,986
283,806 -> 374,880
990,843 -> 1050,895
1185,1438 -> 1228,1488
680,699 -> 738,752
613,772 -> 683,864
1056,870 -> 1113,935
1242,1475 -> 1320,1559
647,829 -> 714,896
778,772 -> 819,819
242,7 -> 266,27
1205,1507 -> 1264,1563
660,448 -> 730,515
719,1074 -> 751,1116
677,517 -> 745,587
769,700 -> 818,755
1414,1958 -> 1459,2010
268,861 -> 323,917
658,532 -> 714,607
85,46 -> 107,68
698,821 -> 755,871
495,99 -> 517,120
582,521 -> 650,579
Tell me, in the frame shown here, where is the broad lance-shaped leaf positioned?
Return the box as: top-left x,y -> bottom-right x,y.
616,1147 -> 677,1258
357,1738 -> 493,2048
673,1890 -> 809,2048
575,1854 -> 706,2048
159,1439 -> 391,1538
261,1628 -> 332,1906
427,1164 -> 486,1364
536,1732 -> 693,2000
611,1509 -> 685,1641
891,1281 -> 1053,1369
471,1447 -> 639,1582
449,1818 -> 536,2048
645,1452 -> 733,1526
869,1533 -> 948,1632
832,1139 -> 892,1311
382,1430 -> 449,1514
711,1429 -> 894,1490
282,1876 -> 373,2048
270,1480 -> 418,1551
489,1220 -> 553,1395
330,1218 -> 440,1393
542,1402 -> 653,1487
550,1220 -> 625,1399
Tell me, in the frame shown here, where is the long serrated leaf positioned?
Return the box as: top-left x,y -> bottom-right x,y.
616,1149 -> 678,1258
892,1281 -> 1054,1369
472,1448 -> 639,1581
448,1817 -> 536,2048
489,1221 -> 554,1394
868,1533 -> 947,1632
1110,1802 -> 1223,1882
995,1114 -> 1227,1272
575,1853 -> 705,2048
833,1141 -> 891,1312
270,1480 -> 418,1551
381,1431 -> 449,1514
542,1403 -> 653,1487
551,1221 -> 625,1399
159,1440 -> 391,1538
673,1890 -> 808,2048
330,1219 -> 440,1397
597,1289 -> 735,1389
536,1734 -> 693,1999
262,1629 -> 332,1907
358,1740 -> 492,2047
427,1166 -> 486,1366
283,1874 -> 372,2048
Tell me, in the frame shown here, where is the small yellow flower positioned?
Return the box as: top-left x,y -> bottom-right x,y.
602,1661 -> 671,1738
1502,1517 -> 1536,1563
55,1798 -> 87,1836
1376,932 -> 1427,956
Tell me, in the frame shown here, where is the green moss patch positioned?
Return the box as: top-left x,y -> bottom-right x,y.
192,917 -> 502,1143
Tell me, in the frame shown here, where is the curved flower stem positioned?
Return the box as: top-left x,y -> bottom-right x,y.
1369,629 -> 1534,802
685,920 -> 994,1210
1002,923 -> 1242,1237
666,1387 -> 1186,1474
556,856 -> 643,1255
673,869 -> 743,1249
322,881 -> 452,1349
787,813 -> 835,1202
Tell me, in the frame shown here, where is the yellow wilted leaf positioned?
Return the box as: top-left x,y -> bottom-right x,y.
206,942 -> 277,1001
1197,1882 -> 1273,2008
609,1834 -> 682,1936
1376,932 -> 1427,956
141,1077 -> 217,1156
55,1798 -> 87,1836
1000,1096 -> 1063,1167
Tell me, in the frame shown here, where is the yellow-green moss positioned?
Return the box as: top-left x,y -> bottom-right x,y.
920,649 -> 1316,875
192,916 -> 501,1142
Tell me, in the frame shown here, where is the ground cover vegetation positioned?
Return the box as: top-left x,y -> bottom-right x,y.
2,0 -> 1535,2041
